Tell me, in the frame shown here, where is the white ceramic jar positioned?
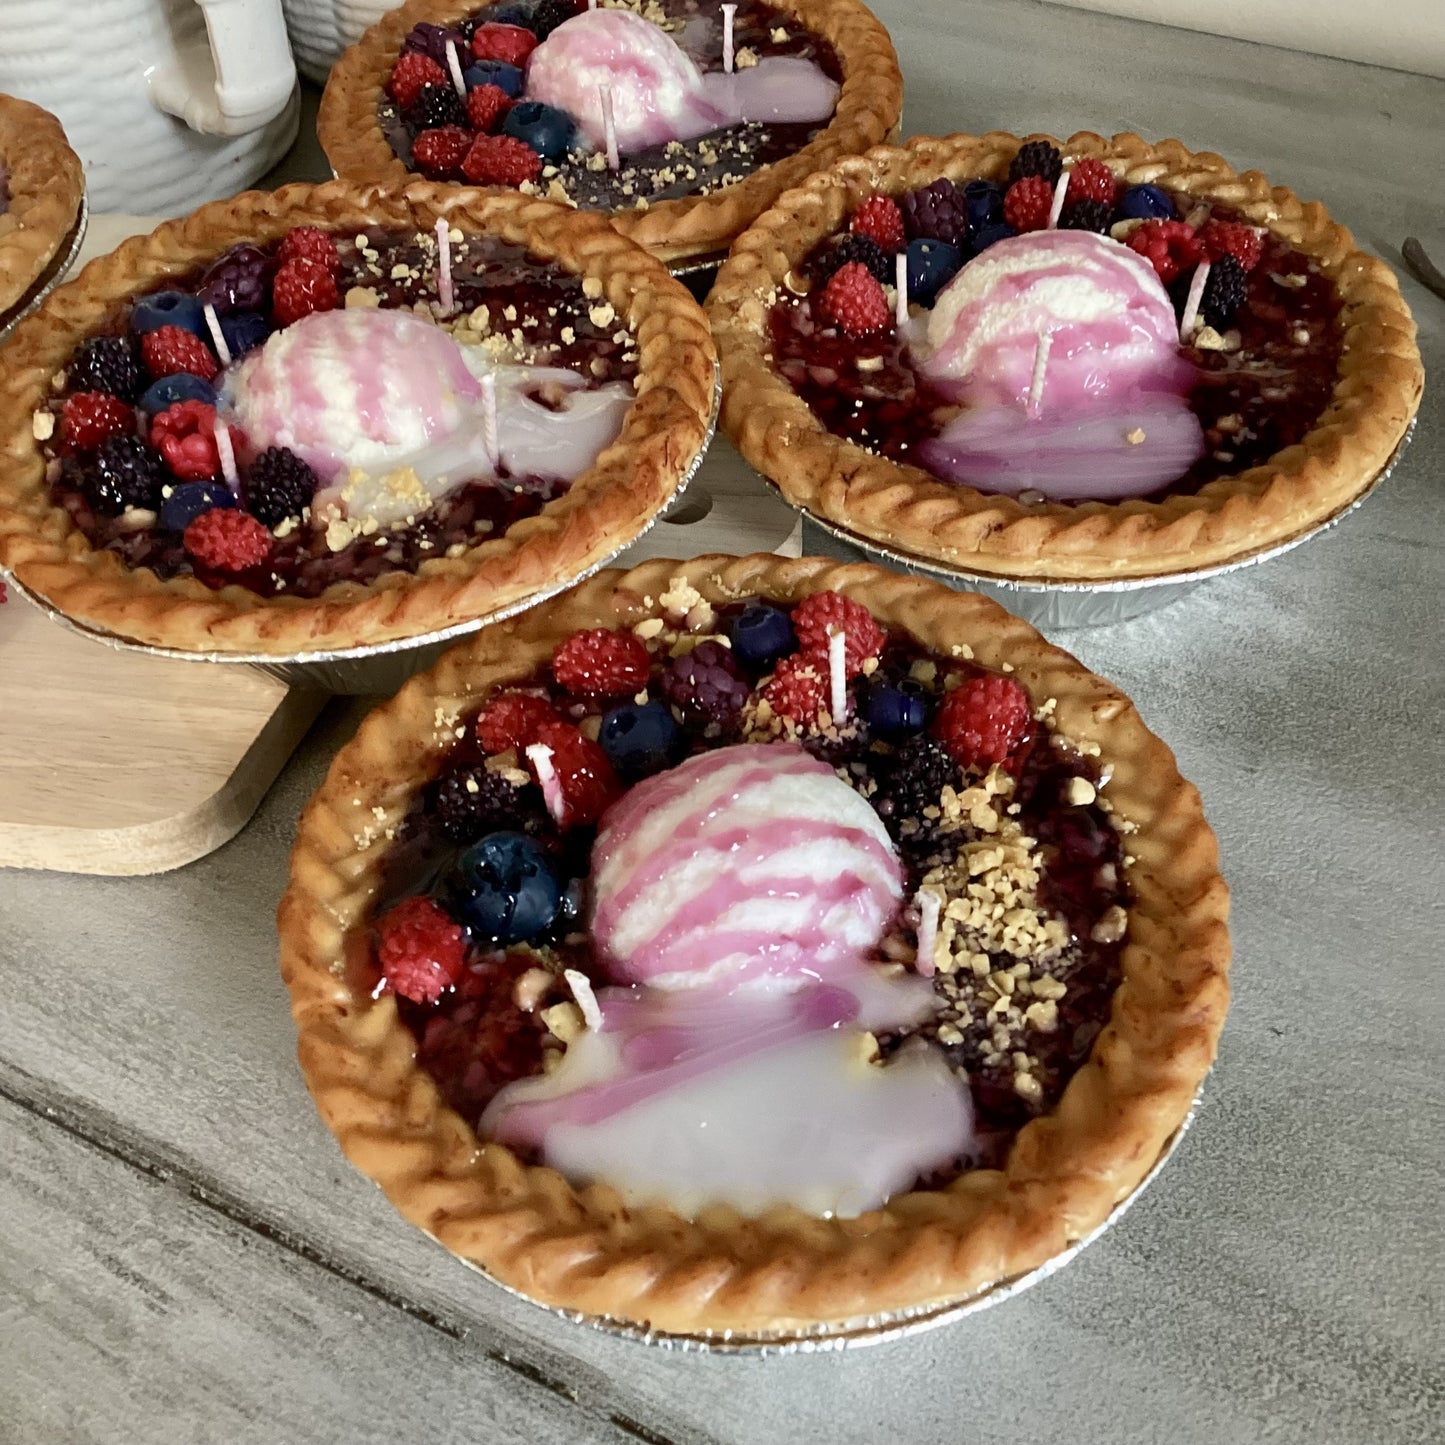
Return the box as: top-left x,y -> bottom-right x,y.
280,0 -> 392,83
0,0 -> 300,215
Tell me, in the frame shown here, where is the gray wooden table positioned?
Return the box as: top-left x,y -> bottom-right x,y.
3,2 -> 1442,1441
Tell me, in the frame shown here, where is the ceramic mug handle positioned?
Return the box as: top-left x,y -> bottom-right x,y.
149,0 -> 297,137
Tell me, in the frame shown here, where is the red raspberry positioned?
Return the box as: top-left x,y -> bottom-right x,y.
476,692 -> 558,754
141,325 -> 219,382
552,627 -> 650,696
376,896 -> 467,1004
277,226 -> 340,273
789,590 -> 885,676
1003,176 -> 1053,232
531,720 -> 620,828
272,258 -> 340,327
460,134 -> 542,188
184,507 -> 271,572
388,51 -> 448,109
149,400 -> 233,481
849,196 -> 906,253
466,83 -> 511,134
1126,220 -> 1204,286
1199,219 -> 1263,273
1066,158 -> 1115,207
931,673 -> 1032,771
412,125 -> 473,177
61,392 -> 134,452
818,261 -> 890,338
470,22 -> 536,66
762,653 -> 829,725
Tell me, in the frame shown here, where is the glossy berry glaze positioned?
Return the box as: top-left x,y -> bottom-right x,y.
380,0 -> 840,212
40,229 -> 637,599
363,598 -> 1128,1180
770,198 -> 1344,500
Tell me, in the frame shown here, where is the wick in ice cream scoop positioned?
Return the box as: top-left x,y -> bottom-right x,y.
1178,260 -> 1211,342
444,39 -> 467,99
213,416 -> 239,490
434,218 -> 454,315
598,82 -> 620,170
480,372 -> 499,469
722,3 -> 737,73
1026,331 -> 1052,419
894,251 -> 909,327
202,303 -> 232,368
1046,168 -> 1070,230
914,889 -> 940,978
564,968 -> 603,1031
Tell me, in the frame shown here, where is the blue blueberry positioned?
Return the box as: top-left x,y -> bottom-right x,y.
455,832 -> 561,943
962,179 -> 1003,231
729,603 -> 795,669
970,222 -> 1018,254
502,101 -> 577,160
862,679 -> 929,740
1117,184 -> 1176,222
484,1 -> 534,25
139,373 -> 218,413
463,60 -> 525,96
905,238 -> 964,306
218,310 -> 271,359
130,290 -> 207,339
599,701 -> 682,781
159,480 -> 236,532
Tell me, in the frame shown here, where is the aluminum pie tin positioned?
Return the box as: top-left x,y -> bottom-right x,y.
798,420 -> 1414,632
452,1089 -> 1202,1354
0,196 -> 89,348
3,363 -> 721,695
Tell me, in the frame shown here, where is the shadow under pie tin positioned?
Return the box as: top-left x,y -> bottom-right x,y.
798,421 -> 1413,633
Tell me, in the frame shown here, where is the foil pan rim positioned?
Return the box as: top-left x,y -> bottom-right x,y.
452,1086 -> 1205,1355
0,195 -> 89,346
0,360 -> 721,670
796,420 -> 1414,596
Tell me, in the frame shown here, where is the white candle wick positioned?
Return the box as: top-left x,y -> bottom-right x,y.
1046,167 -> 1071,229
564,969 -> 603,1031
827,626 -> 848,723
202,303 -> 232,368
479,372 -> 499,471
434,217 -> 454,314
598,82 -> 619,171
914,890 -> 940,978
894,249 -> 908,327
525,743 -> 567,824
444,38 -> 467,100
1179,259 -> 1212,342
212,416 -> 239,491
722,3 -> 737,73
1026,331 -> 1052,419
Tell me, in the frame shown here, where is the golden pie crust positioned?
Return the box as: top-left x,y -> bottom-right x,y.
0,95 -> 84,316
708,131 -> 1425,581
0,180 -> 717,656
279,553 -> 1231,1337
318,0 -> 902,265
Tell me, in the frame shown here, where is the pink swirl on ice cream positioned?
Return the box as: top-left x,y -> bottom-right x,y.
909,231 -> 1206,500
481,743 -> 972,1217
525,9 -> 838,155
591,743 -> 903,991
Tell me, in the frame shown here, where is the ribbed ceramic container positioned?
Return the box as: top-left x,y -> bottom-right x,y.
282,0 -> 392,81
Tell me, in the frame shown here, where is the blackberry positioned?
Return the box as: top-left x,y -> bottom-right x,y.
1201,252 -> 1247,328
873,736 -> 960,844
1008,140 -> 1063,185
404,84 -> 467,137
1060,198 -> 1112,234
531,0 -> 579,39
433,765 -> 545,844
197,245 -> 273,315
899,179 -> 968,245
82,436 -> 165,515
69,336 -> 142,403
402,21 -> 469,67
660,640 -> 749,726
814,232 -> 891,285
245,447 -> 318,527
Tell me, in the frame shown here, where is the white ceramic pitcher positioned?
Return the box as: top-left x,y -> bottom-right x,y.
0,0 -> 300,215
280,0 -> 391,83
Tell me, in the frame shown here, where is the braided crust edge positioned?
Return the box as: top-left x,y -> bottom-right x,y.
317,0 -> 902,265
0,96 -> 84,315
0,181 -> 716,655
707,131 -> 1425,580
279,554 -> 1230,1335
